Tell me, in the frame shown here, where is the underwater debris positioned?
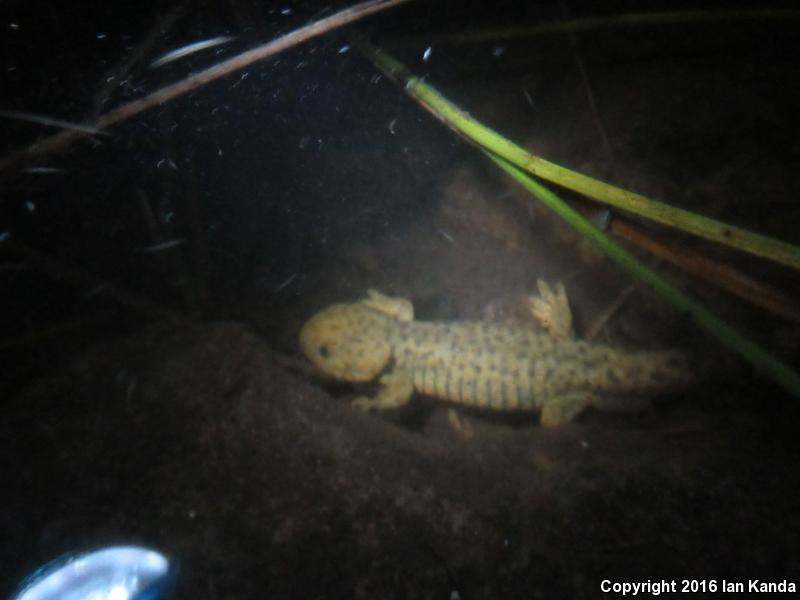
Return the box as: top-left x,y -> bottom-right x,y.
0,109 -> 104,136
137,239 -> 185,253
156,157 -> 178,170
274,273 -> 298,292
438,228 -> 457,245
0,0 -> 410,174
149,36 -> 235,69
22,167 -> 67,175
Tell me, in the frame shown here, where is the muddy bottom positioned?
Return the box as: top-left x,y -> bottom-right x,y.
2,319 -> 799,599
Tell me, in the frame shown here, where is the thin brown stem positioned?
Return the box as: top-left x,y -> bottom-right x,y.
0,0 -> 409,177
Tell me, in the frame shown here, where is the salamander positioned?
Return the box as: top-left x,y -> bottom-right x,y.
299,281 -> 690,426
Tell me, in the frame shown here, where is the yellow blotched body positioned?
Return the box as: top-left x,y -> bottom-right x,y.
300,285 -> 690,426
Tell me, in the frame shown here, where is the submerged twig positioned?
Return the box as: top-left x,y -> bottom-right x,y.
584,284 -> 636,341
608,217 -> 800,324
568,201 -> 800,324
92,2 -> 187,116
559,0 -> 615,166
398,9 -> 800,45
0,0 -> 409,176
491,154 -> 800,398
0,109 -> 106,136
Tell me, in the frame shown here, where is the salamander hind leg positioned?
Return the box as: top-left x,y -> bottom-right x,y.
351,368 -> 414,412
539,392 -> 595,427
528,279 -> 573,340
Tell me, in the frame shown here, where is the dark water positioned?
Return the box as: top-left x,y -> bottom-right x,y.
2,1 -> 799,598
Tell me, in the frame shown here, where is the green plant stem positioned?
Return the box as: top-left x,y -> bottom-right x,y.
491,153 -> 800,398
359,41 -> 800,271
358,40 -> 800,398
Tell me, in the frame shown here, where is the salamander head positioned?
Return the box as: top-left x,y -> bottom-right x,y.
299,303 -> 393,382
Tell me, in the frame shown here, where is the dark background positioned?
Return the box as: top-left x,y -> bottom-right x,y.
2,1 -> 800,598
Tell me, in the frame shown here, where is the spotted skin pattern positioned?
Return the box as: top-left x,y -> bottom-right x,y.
299,284 -> 690,426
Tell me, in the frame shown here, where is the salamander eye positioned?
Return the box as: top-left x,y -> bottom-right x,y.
318,345 -> 330,358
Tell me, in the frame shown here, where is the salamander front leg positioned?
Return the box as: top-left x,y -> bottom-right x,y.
351,369 -> 414,411
362,289 -> 414,322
